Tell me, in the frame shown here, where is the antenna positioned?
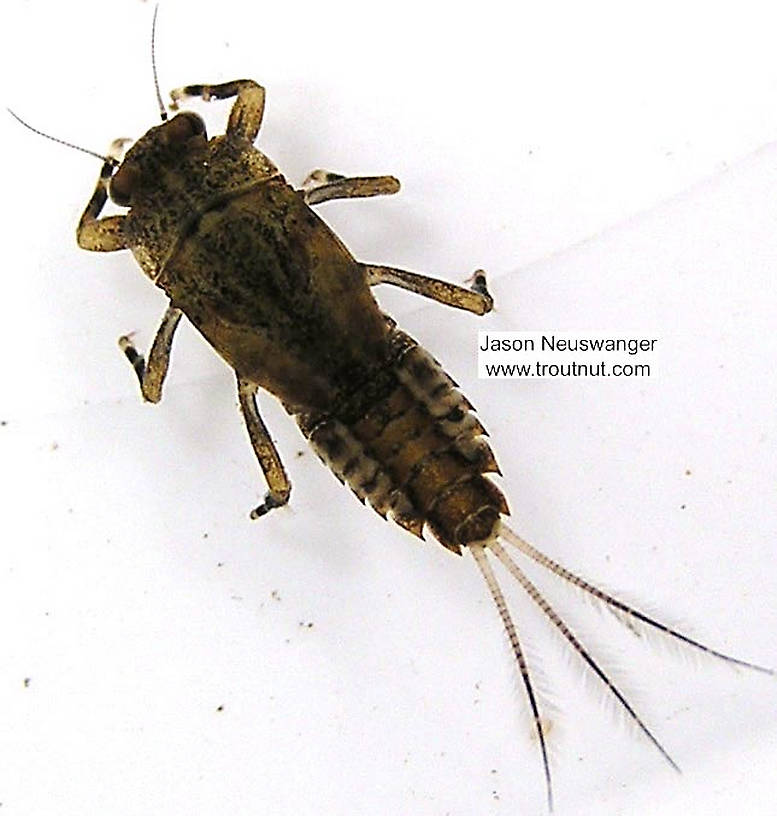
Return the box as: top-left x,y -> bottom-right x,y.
151,4 -> 168,121
7,108 -> 118,166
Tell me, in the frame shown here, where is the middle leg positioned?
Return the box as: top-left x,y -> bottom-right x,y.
119,305 -> 183,404
362,264 -> 493,316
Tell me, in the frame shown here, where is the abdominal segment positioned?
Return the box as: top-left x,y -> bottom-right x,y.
294,328 -> 507,552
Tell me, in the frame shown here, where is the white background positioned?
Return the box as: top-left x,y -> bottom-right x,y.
1,1 -> 776,814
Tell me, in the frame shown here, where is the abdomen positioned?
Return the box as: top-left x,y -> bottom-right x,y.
294,327 -> 508,553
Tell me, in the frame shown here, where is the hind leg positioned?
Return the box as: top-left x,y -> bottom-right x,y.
236,376 -> 291,519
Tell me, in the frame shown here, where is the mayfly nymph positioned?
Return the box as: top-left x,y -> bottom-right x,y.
10,9 -> 773,810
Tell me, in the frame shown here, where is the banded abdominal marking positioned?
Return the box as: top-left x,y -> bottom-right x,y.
293,324 -> 772,813
296,327 -> 506,552
22,14 -> 769,806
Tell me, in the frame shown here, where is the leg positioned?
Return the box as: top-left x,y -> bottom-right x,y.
237,376 -> 292,519
362,264 -> 493,316
76,138 -> 131,252
118,305 -> 183,403
169,79 -> 266,143
300,169 -> 400,206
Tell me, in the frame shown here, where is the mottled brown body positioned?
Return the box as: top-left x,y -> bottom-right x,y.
159,173 -> 506,552
76,80 -> 502,551
161,177 -> 390,411
58,66 -> 770,814
154,165 -> 508,549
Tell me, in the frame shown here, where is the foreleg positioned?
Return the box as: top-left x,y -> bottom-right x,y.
170,79 -> 266,143
300,169 -> 400,205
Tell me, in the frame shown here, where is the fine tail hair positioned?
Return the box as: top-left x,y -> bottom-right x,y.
469,521 -> 774,813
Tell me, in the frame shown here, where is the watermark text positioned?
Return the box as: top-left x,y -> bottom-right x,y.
478,332 -> 659,379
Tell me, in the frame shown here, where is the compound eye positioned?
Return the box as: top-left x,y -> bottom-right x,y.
164,111 -> 207,143
109,163 -> 140,206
